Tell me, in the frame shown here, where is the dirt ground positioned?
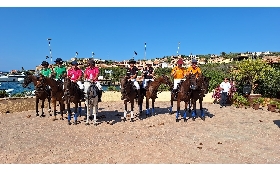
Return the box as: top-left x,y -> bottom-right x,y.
0,98 -> 279,164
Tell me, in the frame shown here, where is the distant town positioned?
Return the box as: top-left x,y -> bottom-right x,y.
6,51 -> 280,74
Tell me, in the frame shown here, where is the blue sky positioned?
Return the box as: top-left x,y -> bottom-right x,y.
0,2 -> 280,71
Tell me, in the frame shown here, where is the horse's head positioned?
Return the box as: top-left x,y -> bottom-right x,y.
63,78 -> 72,96
22,74 -> 33,88
161,75 -> 173,91
189,73 -> 200,90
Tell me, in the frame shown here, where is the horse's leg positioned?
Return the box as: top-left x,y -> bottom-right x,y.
85,99 -> 90,125
52,98 -> 57,121
40,99 -> 45,117
130,99 -> 134,122
191,99 -> 197,121
67,101 -> 71,125
123,100 -> 127,121
73,103 -> 78,125
176,99 -> 180,122
151,98 -> 155,116
199,97 -> 205,121
146,96 -> 150,117
78,101 -> 82,117
48,97 -> 52,116
93,99 -> 98,126
35,97 -> 39,116
183,101 -> 188,122
169,92 -> 173,114
59,100 -> 64,120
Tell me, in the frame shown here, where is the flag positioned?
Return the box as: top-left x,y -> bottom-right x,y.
76,52 -> 78,56
46,56 -> 49,59
134,51 -> 137,55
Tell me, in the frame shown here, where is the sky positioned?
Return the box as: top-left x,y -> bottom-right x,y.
0,1 -> 280,72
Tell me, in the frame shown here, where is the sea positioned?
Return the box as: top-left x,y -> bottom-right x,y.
0,82 -> 120,96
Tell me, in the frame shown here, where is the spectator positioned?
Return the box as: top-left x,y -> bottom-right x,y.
219,77 -> 231,108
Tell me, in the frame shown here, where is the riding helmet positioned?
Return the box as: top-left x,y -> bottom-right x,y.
71,60 -> 78,65
41,61 -> 49,66
128,59 -> 136,64
87,59 -> 95,65
191,59 -> 198,63
177,58 -> 184,65
54,58 -> 63,63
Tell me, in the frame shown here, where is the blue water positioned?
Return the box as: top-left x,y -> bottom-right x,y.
0,82 -> 120,96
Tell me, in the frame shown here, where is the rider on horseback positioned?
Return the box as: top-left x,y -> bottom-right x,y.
39,61 -> 52,96
186,58 -> 202,90
171,58 -> 187,99
67,60 -> 85,99
53,58 -> 66,89
141,60 -> 155,89
121,59 -> 140,100
84,59 -> 103,102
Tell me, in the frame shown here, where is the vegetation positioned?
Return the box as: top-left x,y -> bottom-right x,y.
0,90 -> 9,98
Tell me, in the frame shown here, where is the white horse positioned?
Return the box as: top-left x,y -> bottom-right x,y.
84,81 -> 99,126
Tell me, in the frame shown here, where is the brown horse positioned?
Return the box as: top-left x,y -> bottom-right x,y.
63,77 -> 84,125
120,76 -> 142,122
168,75 -> 193,122
37,74 -> 65,121
143,75 -> 173,117
188,73 -> 211,121
22,73 -> 51,117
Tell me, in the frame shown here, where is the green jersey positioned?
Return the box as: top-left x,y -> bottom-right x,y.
40,68 -> 52,77
54,66 -> 66,79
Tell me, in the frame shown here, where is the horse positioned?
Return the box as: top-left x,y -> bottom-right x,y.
169,74 -> 192,122
143,75 -> 173,117
120,76 -> 142,122
84,81 -> 99,126
22,73 -> 51,117
188,73 -> 211,121
37,74 -> 65,121
63,77 -> 84,125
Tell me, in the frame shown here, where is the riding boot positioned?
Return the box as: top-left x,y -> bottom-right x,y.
98,90 -> 102,102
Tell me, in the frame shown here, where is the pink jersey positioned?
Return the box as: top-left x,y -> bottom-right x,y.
67,68 -> 83,81
85,67 -> 99,81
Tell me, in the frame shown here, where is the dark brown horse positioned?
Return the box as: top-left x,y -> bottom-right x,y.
169,75 -> 192,122
188,73 -> 211,121
143,75 -> 173,117
63,77 -> 84,125
22,73 -> 51,117
37,74 -> 65,121
120,76 -> 142,122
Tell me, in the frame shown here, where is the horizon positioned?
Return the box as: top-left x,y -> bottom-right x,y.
1,4 -> 280,72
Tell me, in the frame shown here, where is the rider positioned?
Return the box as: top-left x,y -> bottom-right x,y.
121,59 -> 140,100
186,58 -> 202,90
142,60 -> 155,89
84,59 -> 103,102
67,60 -> 84,94
40,61 -> 52,77
53,58 -> 66,80
171,58 -> 187,98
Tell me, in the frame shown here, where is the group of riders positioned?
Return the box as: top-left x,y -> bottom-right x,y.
37,57 -> 203,103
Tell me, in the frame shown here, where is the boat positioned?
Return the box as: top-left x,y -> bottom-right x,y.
0,72 -> 26,83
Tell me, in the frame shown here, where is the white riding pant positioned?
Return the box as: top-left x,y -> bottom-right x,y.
84,81 -> 102,94
76,81 -> 84,90
130,79 -> 140,90
143,79 -> 154,88
173,79 -> 185,90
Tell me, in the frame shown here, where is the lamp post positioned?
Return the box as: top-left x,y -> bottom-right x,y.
47,38 -> 52,63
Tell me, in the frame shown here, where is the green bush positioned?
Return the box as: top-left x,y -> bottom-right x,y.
0,90 -> 9,98
107,86 -> 119,91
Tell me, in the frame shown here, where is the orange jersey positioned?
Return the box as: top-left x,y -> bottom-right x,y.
186,66 -> 202,77
171,66 -> 186,79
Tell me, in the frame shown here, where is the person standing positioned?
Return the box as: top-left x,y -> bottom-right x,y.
142,60 -> 155,89
171,58 -> 187,98
84,60 -> 103,102
219,77 -> 231,108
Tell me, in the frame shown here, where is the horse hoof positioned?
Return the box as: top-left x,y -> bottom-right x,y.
85,123 -> 90,126
184,119 -> 187,122
192,117 -> 196,121
68,122 -> 71,125
176,119 -> 179,122
74,121 -> 77,125
201,116 -> 205,121
131,118 -> 134,122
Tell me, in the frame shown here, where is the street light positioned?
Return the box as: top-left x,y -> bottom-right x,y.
47,38 -> 52,63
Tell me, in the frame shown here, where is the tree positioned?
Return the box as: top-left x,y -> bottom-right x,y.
232,59 -> 275,94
